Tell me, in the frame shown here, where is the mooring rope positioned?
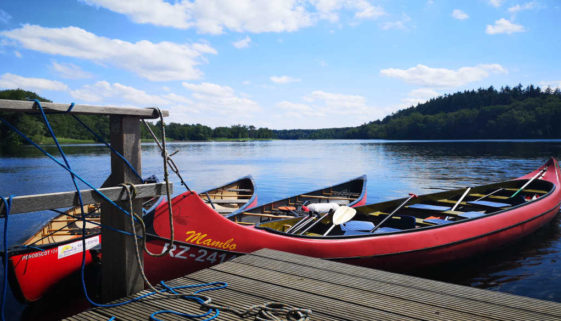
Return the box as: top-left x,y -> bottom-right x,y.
141,118 -> 191,192
143,107 -> 175,257
149,281 -> 311,321
1,196 -> 13,321
70,114 -> 144,183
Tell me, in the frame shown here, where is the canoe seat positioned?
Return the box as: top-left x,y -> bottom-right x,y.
442,210 -> 485,219
408,204 -> 451,211
342,220 -> 375,231
458,211 -> 486,219
424,218 -> 453,225
344,227 -> 403,235
467,200 -> 510,208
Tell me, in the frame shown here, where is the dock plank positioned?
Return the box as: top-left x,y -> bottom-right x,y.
233,252 -> 552,321
250,249 -> 561,317
67,249 -> 561,320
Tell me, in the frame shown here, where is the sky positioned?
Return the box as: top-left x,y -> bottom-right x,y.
0,0 -> 560,129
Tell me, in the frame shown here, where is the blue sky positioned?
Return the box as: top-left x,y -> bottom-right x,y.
0,0 -> 560,129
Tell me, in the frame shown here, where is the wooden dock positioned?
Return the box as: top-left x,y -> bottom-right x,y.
67,249 -> 561,320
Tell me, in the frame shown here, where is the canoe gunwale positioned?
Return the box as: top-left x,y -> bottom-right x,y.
253,178 -> 556,239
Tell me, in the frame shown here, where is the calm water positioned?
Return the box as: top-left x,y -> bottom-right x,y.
1,139 -> 561,319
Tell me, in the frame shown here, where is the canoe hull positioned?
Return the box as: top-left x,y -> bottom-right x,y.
145,159 -> 561,281
7,235 -> 100,302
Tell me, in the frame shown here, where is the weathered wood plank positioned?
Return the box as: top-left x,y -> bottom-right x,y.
250,249 -> 561,317
234,253 -> 555,321
183,268 -> 417,320
209,261 -> 485,321
101,115 -> 144,302
68,249 -> 561,321
0,182 -> 172,215
0,99 -> 167,118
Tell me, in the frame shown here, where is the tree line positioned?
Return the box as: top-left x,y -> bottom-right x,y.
0,89 -> 274,153
275,85 -> 561,139
2,85 -> 561,154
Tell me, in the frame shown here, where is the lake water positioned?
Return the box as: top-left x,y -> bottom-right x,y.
1,139 -> 561,319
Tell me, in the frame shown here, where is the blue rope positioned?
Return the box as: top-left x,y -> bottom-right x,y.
70,114 -> 144,183
1,196 -> 13,321
0,116 -> 136,221
0,102 -> 141,307
0,102 -> 222,316
149,281 -> 226,321
65,102 -> 75,113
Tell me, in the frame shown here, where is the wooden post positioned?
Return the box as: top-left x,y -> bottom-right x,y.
101,115 -> 144,302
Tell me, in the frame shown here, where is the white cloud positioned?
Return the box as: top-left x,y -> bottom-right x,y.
381,14 -> 411,30
0,73 -> 68,91
539,81 -> 561,90
0,9 -> 11,24
70,81 -> 171,106
489,0 -> 505,7
82,0 -> 385,34
380,64 -> 507,87
270,75 -> 301,84
403,88 -> 440,106
182,82 -> 261,114
452,9 -> 469,20
508,2 -> 537,14
14,51 -> 21,58
276,101 -> 318,118
1,24 -> 216,81
50,61 -> 93,79
304,90 -> 367,113
486,18 -> 525,34
233,36 -> 251,49
275,90 -> 394,128
0,73 -> 68,92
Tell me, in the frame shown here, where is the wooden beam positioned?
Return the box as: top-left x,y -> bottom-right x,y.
0,99 -> 168,119
0,182 -> 172,215
101,115 -> 144,302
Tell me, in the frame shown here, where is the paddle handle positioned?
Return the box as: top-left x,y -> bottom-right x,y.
323,224 -> 336,236
299,212 -> 330,235
511,167 -> 547,198
370,193 -> 416,233
451,187 -> 471,212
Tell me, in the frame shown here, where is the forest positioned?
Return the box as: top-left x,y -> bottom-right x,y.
275,85 -> 561,139
1,84 -> 561,153
0,89 -> 273,152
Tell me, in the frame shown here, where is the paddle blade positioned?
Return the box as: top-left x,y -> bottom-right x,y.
332,206 -> 357,225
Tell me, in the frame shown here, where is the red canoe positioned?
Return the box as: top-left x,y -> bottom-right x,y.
197,175 -> 257,215
5,175 -> 256,302
144,159 -> 561,283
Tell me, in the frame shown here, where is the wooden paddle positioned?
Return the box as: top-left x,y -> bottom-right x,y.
511,167 -> 547,198
451,187 -> 471,212
323,206 -> 357,236
370,193 -> 416,233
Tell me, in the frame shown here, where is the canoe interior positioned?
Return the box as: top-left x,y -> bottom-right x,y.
231,176 -> 365,224
21,196 -> 162,248
255,178 -> 555,238
199,177 -> 254,215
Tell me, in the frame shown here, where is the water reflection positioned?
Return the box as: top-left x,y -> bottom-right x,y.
1,139 -> 561,319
